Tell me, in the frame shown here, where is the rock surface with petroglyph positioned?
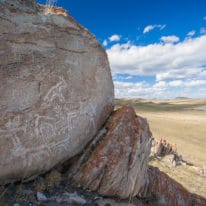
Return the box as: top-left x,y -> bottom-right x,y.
69,105 -> 152,199
0,0 -> 114,184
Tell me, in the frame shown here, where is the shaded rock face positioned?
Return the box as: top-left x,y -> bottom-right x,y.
0,0 -> 114,184
143,166 -> 206,206
69,105 -> 152,199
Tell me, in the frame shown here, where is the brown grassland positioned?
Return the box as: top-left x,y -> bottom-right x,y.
115,98 -> 206,198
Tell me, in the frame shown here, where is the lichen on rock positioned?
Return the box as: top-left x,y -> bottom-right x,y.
69,105 -> 153,199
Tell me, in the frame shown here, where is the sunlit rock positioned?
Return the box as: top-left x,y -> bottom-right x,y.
0,0 -> 114,184
69,105 -> 152,199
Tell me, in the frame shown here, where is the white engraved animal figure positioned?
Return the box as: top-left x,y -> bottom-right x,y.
43,76 -> 67,106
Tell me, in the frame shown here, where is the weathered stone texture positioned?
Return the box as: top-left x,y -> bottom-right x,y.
69,105 -> 152,199
142,166 -> 206,206
0,0 -> 114,184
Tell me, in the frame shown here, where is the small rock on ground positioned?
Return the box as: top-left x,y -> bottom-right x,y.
37,192 -> 48,201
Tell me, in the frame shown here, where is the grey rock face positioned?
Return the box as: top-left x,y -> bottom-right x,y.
0,0 -> 114,184
0,0 -> 37,11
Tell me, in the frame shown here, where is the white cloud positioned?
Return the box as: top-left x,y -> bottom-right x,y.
200,27 -> 206,34
156,67 -> 204,81
114,81 -> 163,99
114,79 -> 206,99
102,40 -> 108,46
185,79 -> 206,87
114,80 -> 170,99
160,35 -> 180,43
143,24 -> 166,34
143,25 -> 154,33
187,30 -> 195,37
109,34 -> 121,42
107,35 -> 206,98
168,80 -> 183,87
168,79 -> 206,87
107,35 -> 206,78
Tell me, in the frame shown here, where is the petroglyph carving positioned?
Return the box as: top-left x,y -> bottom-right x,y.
66,111 -> 78,131
43,76 -> 67,106
4,115 -> 21,130
34,114 -> 56,140
0,0 -> 114,184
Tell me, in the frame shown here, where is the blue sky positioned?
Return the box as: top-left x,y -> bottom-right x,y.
37,0 -> 206,99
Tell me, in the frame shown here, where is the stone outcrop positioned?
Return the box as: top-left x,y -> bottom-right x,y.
151,138 -> 177,157
151,138 -> 188,167
69,105 -> 152,199
0,0 -> 114,184
142,166 -> 206,206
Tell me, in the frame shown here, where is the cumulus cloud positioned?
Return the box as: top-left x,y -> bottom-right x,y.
114,79 -> 206,99
107,34 -> 206,98
114,80 -> 170,99
168,80 -> 183,87
102,40 -> 108,46
160,35 -> 180,43
114,81 -> 156,98
107,35 -> 206,77
143,24 -> 166,33
156,67 -> 205,81
187,30 -> 196,37
168,79 -> 206,87
109,34 -> 121,42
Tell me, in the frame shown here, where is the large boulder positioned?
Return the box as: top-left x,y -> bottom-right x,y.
69,105 -> 152,199
0,0 -> 114,184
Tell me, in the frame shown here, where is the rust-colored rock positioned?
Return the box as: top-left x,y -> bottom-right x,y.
69,105 -> 152,199
151,138 -> 177,157
142,166 -> 206,206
